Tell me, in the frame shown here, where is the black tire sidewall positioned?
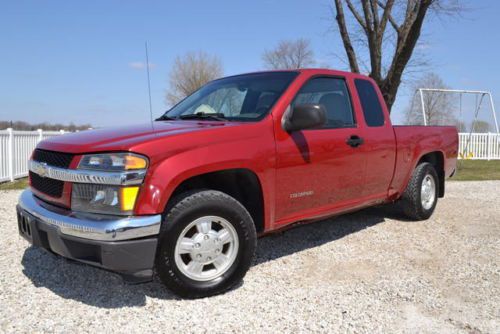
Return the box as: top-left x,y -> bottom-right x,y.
156,190 -> 256,297
403,162 -> 439,220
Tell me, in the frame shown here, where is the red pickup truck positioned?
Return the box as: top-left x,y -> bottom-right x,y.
17,69 -> 458,298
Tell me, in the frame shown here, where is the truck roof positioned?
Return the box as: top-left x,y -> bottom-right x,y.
221,68 -> 372,81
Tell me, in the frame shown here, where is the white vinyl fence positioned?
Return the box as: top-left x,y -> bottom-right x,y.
0,129 -> 66,182
0,130 -> 499,183
458,133 -> 500,160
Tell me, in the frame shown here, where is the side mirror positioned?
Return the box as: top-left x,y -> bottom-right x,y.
282,104 -> 327,132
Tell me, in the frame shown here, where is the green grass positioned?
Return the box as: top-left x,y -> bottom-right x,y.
451,160 -> 500,181
0,178 -> 29,190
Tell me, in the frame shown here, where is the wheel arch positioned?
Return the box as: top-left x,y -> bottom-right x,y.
165,168 -> 266,233
416,151 -> 445,197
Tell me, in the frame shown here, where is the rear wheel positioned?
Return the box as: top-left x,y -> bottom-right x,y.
155,190 -> 257,298
400,162 -> 439,221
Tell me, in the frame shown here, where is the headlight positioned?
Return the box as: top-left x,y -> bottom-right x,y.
72,184 -> 140,215
78,153 -> 148,171
72,152 -> 148,215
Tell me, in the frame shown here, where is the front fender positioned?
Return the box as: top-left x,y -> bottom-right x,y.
133,136 -> 276,228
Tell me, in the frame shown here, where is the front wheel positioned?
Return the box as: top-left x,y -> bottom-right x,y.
155,190 -> 257,298
400,162 -> 439,221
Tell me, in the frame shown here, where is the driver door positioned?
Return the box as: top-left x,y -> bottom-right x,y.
274,76 -> 366,224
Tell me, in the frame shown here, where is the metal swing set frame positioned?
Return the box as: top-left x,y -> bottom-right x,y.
416,88 -> 499,159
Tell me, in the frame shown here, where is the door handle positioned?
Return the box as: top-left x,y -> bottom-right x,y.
346,135 -> 364,148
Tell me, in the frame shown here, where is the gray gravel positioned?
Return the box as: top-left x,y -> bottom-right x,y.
0,181 -> 499,333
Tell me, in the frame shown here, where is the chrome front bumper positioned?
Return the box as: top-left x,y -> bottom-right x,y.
17,189 -> 161,241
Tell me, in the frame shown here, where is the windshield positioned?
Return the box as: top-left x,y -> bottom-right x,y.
160,72 -> 298,121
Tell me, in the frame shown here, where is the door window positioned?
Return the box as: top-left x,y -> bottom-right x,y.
291,77 -> 355,128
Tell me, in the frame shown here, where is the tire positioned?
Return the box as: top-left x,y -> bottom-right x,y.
400,162 -> 439,221
155,190 -> 257,298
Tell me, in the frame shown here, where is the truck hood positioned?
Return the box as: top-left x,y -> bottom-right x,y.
37,121 -> 237,154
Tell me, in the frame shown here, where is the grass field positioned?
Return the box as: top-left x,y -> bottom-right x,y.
452,160 -> 500,181
0,160 -> 498,190
0,178 -> 28,191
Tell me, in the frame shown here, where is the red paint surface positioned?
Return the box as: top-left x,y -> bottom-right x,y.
35,69 -> 458,232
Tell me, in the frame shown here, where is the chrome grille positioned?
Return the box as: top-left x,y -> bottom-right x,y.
33,149 -> 73,168
30,149 -> 73,198
29,171 -> 64,197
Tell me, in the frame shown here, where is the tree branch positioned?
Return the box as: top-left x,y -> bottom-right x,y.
400,0 -> 420,35
345,0 -> 368,31
360,0 -> 374,31
377,0 -> 398,33
334,0 -> 360,73
381,0 -> 433,109
359,0 -> 382,81
369,0 -> 379,31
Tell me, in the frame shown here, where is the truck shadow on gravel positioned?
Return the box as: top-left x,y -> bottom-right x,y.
21,205 -> 407,308
254,204 -> 408,266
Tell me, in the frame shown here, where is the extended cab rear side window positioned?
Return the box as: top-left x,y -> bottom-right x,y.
354,79 -> 385,127
292,77 -> 355,129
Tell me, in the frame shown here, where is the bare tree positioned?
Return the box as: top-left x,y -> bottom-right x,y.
262,38 -> 316,70
404,73 -> 457,126
332,0 -> 462,112
166,51 -> 223,106
471,120 -> 491,133
456,120 -> 467,132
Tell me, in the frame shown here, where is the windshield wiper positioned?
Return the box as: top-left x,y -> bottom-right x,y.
178,112 -> 228,121
155,114 -> 176,121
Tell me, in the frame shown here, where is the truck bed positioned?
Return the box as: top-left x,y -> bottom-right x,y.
389,126 -> 458,198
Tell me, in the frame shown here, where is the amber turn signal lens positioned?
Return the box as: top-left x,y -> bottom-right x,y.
124,155 -> 148,170
119,186 -> 140,211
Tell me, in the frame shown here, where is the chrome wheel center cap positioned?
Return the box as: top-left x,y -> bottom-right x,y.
190,231 -> 222,264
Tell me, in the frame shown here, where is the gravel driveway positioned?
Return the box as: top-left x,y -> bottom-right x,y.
0,181 -> 498,333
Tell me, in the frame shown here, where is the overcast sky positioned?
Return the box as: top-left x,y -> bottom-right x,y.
1,0 -> 499,128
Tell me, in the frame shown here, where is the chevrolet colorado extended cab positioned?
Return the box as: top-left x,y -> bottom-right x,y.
17,69 -> 458,298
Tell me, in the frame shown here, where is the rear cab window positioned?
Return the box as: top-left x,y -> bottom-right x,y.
354,79 -> 385,127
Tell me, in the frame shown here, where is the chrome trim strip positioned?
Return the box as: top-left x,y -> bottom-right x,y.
28,160 -> 146,185
18,189 -> 161,241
